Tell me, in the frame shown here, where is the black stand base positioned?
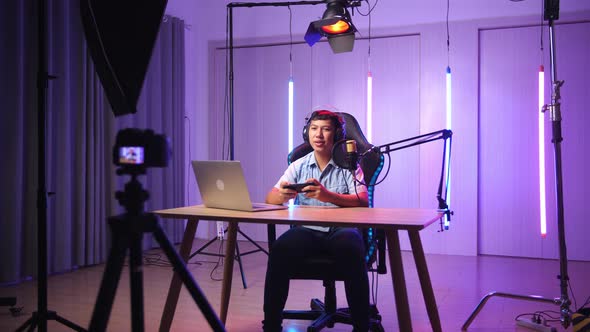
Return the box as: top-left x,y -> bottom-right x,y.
461,291 -> 559,330
283,280 -> 384,332
283,301 -> 384,332
88,212 -> 225,332
16,310 -> 86,332
188,226 -> 269,289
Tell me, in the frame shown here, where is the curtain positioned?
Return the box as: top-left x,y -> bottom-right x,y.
0,1 -> 186,284
113,15 -> 187,251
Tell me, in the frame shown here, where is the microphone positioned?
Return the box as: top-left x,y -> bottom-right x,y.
332,139 -> 379,172
345,140 -> 358,171
332,139 -> 367,171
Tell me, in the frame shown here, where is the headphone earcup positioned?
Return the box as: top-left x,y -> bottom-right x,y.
302,114 -> 313,144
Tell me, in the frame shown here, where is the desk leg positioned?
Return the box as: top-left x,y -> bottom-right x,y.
385,229 -> 413,332
408,230 -> 442,332
220,221 -> 238,324
159,218 -> 199,332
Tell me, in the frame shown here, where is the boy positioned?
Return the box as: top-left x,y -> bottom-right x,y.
263,110 -> 370,332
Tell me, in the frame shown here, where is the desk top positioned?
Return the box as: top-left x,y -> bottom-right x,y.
154,205 -> 442,231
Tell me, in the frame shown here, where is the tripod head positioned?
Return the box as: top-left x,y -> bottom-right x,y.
115,172 -> 150,216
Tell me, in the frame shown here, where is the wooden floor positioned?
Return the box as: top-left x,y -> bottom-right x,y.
1,238 -> 589,331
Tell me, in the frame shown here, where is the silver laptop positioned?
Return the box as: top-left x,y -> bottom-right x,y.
191,160 -> 288,212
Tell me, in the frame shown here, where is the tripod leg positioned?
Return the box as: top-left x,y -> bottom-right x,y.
188,226 -> 266,290
160,219 -> 198,332
14,304 -> 86,332
151,219 -> 226,332
237,228 -> 269,255
234,241 -> 248,289
129,231 -> 145,332
26,319 -> 36,332
188,233 -> 220,260
51,312 -> 87,332
15,314 -> 35,332
89,220 -> 128,332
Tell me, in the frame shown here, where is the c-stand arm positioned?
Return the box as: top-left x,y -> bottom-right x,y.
361,129 -> 453,231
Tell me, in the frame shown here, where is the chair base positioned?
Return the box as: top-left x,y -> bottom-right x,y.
283,299 -> 384,332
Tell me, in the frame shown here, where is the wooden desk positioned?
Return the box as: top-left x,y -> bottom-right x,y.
154,205 -> 443,332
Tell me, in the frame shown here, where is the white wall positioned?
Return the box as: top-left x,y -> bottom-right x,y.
164,0 -> 590,255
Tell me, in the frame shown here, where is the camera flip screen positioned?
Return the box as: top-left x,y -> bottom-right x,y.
119,146 -> 145,165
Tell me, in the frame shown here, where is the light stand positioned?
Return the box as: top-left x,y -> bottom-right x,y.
188,0 -> 324,289
462,2 -> 573,330
16,0 -> 86,331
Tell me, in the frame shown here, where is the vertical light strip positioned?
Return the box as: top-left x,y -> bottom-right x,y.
288,77 -> 294,153
366,10 -> 373,142
538,65 -> 547,238
444,0 -> 452,230
367,71 -> 373,142
287,6 -> 295,207
445,66 -> 452,230
288,77 -> 294,207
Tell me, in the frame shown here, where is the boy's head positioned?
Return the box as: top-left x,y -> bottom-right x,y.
303,110 -> 345,144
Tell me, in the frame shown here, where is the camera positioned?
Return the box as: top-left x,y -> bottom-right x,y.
113,128 -> 170,170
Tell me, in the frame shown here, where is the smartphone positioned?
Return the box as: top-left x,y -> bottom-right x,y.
283,182 -> 313,193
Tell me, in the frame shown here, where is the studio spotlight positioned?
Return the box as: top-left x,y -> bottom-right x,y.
304,0 -> 359,53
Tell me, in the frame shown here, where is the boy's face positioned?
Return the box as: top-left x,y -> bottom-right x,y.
308,119 -> 336,155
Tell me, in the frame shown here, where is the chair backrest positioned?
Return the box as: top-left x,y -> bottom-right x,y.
289,112 -> 386,273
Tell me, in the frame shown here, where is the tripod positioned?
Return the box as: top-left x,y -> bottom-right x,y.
16,0 -> 85,331
463,3 -> 572,330
88,170 -> 225,331
188,225 -> 270,289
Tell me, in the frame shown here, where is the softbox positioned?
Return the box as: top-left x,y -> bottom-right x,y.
80,0 -> 168,116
